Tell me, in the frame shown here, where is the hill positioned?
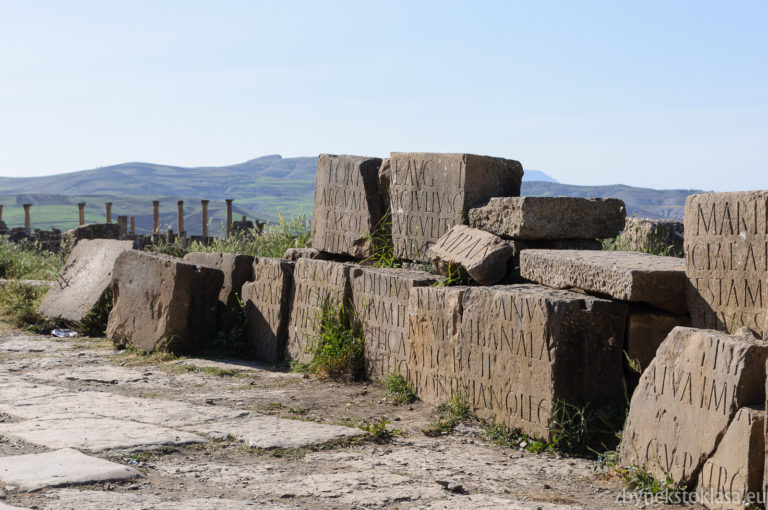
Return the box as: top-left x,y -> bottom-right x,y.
0,156 -> 699,232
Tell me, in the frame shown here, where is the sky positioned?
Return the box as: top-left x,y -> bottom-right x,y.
0,0 -> 765,191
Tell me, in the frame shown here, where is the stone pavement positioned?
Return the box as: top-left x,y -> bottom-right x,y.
0,330 -> 696,509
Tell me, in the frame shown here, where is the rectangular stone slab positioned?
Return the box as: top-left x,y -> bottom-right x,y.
684,191 -> 768,337
0,417 -> 206,452
285,258 -> 355,362
407,284 -> 627,440
619,327 -> 768,486
0,448 -> 140,491
520,249 -> 688,313
310,154 -> 383,258
696,406 -> 764,509
183,252 -> 254,328
427,225 -> 515,285
38,239 -> 135,322
389,152 -> 523,261
242,257 -> 294,362
349,267 -> 441,379
468,196 -> 626,240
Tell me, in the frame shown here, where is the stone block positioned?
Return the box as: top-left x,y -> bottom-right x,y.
408,284 -> 627,440
349,267 -> 442,379
285,258 -> 355,362
696,406 -> 764,510
183,252 -> 254,328
242,257 -> 294,362
282,247 -> 327,261
685,191 -> 768,337
38,239 -> 135,323
107,251 -> 223,353
310,154 -> 384,258
427,225 -> 516,285
389,152 -> 523,261
520,249 -> 687,313
626,307 -> 690,371
60,223 -> 121,256
468,196 -> 625,240
618,217 -> 684,257
619,327 -> 768,486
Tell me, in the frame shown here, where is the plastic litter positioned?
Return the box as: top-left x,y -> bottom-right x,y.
52,329 -> 79,338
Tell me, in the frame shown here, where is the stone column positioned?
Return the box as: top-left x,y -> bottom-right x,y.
152,201 -> 160,234
177,200 -> 184,237
129,216 -> 136,235
23,204 -> 31,230
0,204 -> 3,223
105,202 -> 113,223
201,199 -> 210,238
78,202 -> 86,226
225,199 -> 233,239
117,216 -> 128,237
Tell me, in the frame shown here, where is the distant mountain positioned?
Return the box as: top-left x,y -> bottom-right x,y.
0,156 -> 699,232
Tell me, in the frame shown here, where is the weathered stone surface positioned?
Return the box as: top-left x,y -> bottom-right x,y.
310,154 -> 384,258
389,152 -> 523,261
522,239 -> 603,251
427,225 -> 515,285
685,191 -> 768,337
183,252 -> 254,327
619,327 -> 768,486
618,217 -> 684,257
696,406 -> 764,509
285,258 -> 355,362
0,448 -> 139,491
520,249 -> 688,313
185,415 -> 362,449
242,257 -> 294,362
469,197 -> 625,240
626,308 -> 690,371
38,239 -> 134,322
408,284 -> 627,440
60,223 -> 121,256
282,247 -> 326,261
349,267 -> 442,379
107,251 -> 223,353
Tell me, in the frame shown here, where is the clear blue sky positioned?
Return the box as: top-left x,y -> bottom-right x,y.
0,0 -> 765,191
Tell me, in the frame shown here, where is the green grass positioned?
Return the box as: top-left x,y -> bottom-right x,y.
601,216 -> 684,258
363,210 -> 400,269
0,237 -> 63,280
304,299 -> 364,381
422,395 -> 472,436
360,418 -> 402,443
431,262 -> 472,287
384,372 -> 417,404
0,281 -> 50,331
614,464 -> 687,504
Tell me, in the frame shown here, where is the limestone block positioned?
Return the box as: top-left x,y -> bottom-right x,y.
468,196 -> 625,240
349,267 -> 442,379
282,247 -> 327,261
389,152 -> 523,261
408,284 -> 627,440
619,327 -> 768,486
38,239 -> 135,322
242,257 -> 294,362
60,223 -> 121,256
618,217 -> 684,257
520,249 -> 687,313
310,154 -> 384,258
427,225 -> 516,285
625,307 -> 690,371
285,258 -> 355,362
183,252 -> 254,328
685,191 -> 768,337
107,251 -> 223,353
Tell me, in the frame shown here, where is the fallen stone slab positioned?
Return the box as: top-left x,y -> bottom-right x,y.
183,252 -> 254,329
389,152 -> 523,261
60,223 -> 121,256
38,239 -> 134,323
242,257 -> 294,362
427,225 -> 515,285
617,216 -> 684,257
186,415 -> 362,449
0,448 -> 139,491
107,251 -> 223,353
310,154 -> 384,258
619,327 -> 768,486
349,267 -> 442,379
408,284 -> 627,440
625,308 -> 690,371
520,249 -> 688,313
285,258 -> 355,362
685,191 -> 768,337
0,416 -> 206,452
468,196 -> 625,240
695,406 -> 764,510
282,247 -> 326,261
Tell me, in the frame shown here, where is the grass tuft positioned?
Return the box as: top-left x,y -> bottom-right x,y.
304,298 -> 364,381
0,282 -> 50,331
422,395 -> 471,436
0,237 -> 63,280
384,372 -> 417,404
